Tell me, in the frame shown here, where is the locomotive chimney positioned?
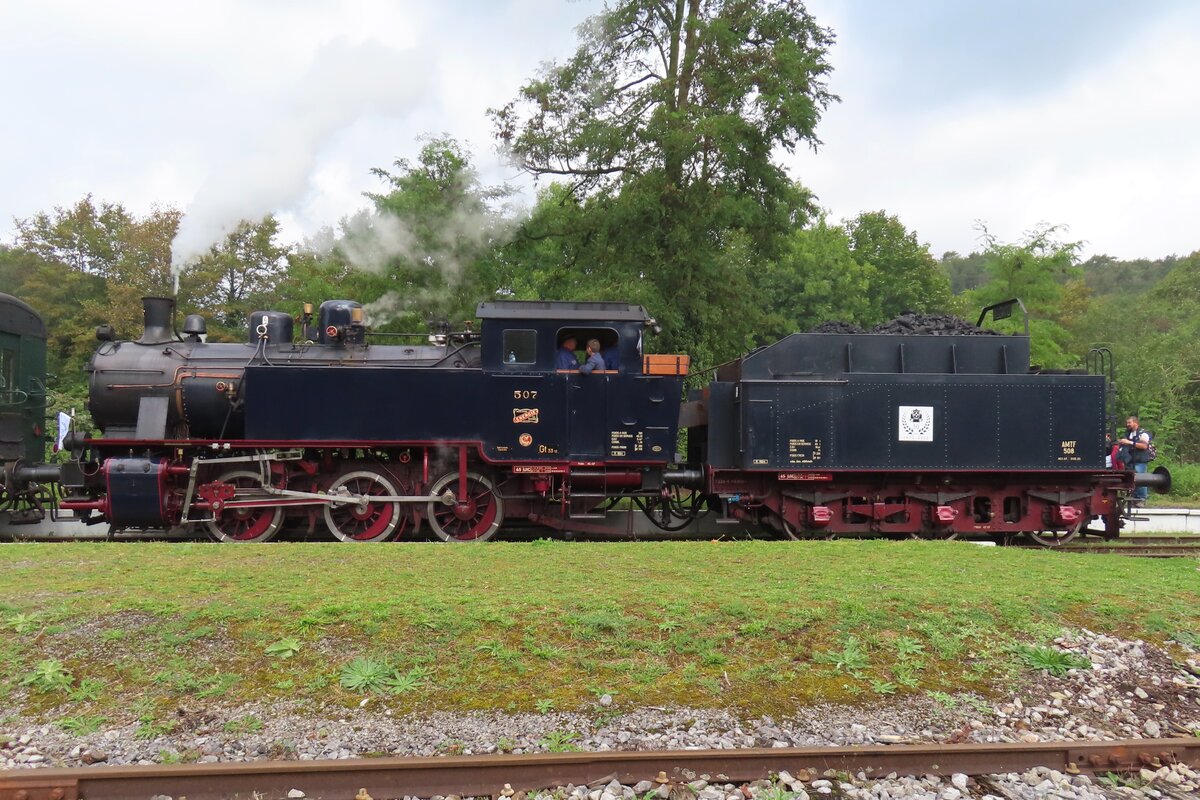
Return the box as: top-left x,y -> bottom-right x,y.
138,296 -> 177,344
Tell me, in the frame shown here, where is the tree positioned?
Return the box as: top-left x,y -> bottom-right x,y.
759,218 -> 878,338
843,211 -> 950,321
492,0 -> 836,365
940,250 -> 990,294
968,224 -> 1083,369
184,217 -> 290,330
283,138 -> 514,333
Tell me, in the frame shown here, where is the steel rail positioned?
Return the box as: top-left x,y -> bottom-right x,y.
2,738 -> 1197,800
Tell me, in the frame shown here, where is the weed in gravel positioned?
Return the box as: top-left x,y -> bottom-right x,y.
535,698 -> 555,714
4,613 -> 39,634
756,784 -> 796,800
223,715 -> 264,735
927,690 -> 958,709
68,678 -> 104,703
58,715 -> 107,735
339,658 -> 392,692
134,719 -> 175,740
539,730 -> 581,752
1016,645 -> 1092,677
20,659 -> 73,693
1172,630 -> 1199,648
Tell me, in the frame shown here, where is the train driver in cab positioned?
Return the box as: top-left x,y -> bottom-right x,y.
556,336 -> 580,370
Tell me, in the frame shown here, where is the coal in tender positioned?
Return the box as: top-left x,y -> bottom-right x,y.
809,321 -> 865,334
870,312 -> 1005,336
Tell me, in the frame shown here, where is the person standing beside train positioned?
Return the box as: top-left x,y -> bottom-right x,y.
1116,415 -> 1153,504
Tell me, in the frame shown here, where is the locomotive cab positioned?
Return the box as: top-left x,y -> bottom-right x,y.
476,301 -> 677,462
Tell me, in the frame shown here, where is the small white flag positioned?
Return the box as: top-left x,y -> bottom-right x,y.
55,411 -> 72,452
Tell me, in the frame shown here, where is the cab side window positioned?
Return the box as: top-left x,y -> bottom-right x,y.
502,330 -> 537,364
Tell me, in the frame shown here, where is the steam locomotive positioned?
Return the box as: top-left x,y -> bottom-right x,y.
3,292 -> 1168,542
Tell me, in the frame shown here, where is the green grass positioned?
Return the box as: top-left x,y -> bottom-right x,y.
0,540 -> 1197,722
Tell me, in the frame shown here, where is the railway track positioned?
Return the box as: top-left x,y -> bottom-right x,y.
2,739 -> 1198,800
1015,535 -> 1200,558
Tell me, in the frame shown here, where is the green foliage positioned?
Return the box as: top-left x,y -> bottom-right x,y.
68,678 -> 104,703
264,638 -> 302,660
844,211 -> 951,320
59,715 -> 107,735
967,223 -> 1083,369
814,635 -> 870,677
4,613 -> 39,635
1016,645 -> 1091,677
382,667 -> 428,696
223,715 -> 264,734
338,657 -> 393,693
535,698 -> 556,714
492,0 -> 836,366
759,219 -> 877,337
20,659 -> 73,693
538,730 -> 581,752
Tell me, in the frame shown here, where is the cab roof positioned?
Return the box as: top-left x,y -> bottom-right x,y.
476,300 -> 652,323
0,293 -> 47,339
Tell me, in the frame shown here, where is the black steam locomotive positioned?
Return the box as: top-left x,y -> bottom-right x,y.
7,294 -> 1167,542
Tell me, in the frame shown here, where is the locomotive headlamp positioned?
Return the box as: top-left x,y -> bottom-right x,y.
350,307 -> 364,325
303,303 -> 313,316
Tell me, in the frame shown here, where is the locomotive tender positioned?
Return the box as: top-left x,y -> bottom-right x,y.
6,293 -> 1166,543
682,320 -> 1148,543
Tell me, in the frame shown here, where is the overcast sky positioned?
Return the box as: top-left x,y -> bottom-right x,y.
1,0 -> 1195,265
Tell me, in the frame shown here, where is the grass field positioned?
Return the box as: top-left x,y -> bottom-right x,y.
1,541 -> 1197,734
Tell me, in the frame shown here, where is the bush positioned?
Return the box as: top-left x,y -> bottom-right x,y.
1164,462 -> 1200,501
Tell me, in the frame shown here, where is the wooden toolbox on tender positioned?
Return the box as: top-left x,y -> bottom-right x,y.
642,354 -> 690,375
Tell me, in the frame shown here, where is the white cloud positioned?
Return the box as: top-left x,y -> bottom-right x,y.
793,3 -> 1200,259
2,0 -> 1195,266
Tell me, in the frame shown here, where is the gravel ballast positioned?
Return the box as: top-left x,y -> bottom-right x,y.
3,630 -> 1198,799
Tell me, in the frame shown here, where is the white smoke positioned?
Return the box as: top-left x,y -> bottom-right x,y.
310,185 -> 523,326
170,37 -> 425,284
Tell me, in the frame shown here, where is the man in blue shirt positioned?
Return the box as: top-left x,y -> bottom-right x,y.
556,337 -> 579,370
580,339 -> 606,374
1116,415 -> 1153,504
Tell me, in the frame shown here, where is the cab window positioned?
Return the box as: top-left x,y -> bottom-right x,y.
555,328 -> 620,371
502,329 -> 537,364
0,349 -> 13,390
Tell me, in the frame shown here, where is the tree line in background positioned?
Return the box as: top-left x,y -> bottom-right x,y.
2,0 -> 1198,465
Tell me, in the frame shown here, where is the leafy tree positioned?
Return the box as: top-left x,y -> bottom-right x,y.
759,218 -> 878,338
968,224 -> 1083,369
940,250 -> 991,294
843,211 -> 951,322
13,196 -> 132,278
327,137 -> 517,331
492,0 -> 836,365
1089,251 -> 1200,460
183,217 -> 290,331
1079,253 -> 1177,297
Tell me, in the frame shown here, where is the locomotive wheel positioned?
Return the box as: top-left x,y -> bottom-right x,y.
204,470 -> 283,543
427,471 -> 504,542
323,469 -> 405,543
1027,518 -> 1085,548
